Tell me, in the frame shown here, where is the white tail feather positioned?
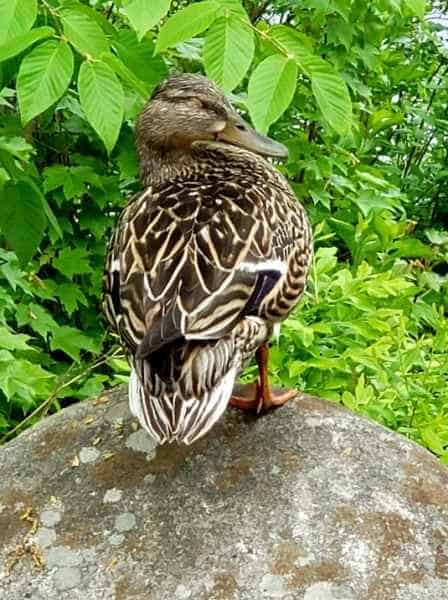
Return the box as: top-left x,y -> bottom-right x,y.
128,366 -> 238,445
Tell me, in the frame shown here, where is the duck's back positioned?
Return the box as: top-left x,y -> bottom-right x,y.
103,144 -> 312,443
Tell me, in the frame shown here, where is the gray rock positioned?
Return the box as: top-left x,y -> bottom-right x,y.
45,546 -> 82,568
40,510 -> 62,528
0,387 -> 447,600
34,527 -> 57,549
114,512 -> 136,532
79,446 -> 100,464
54,566 -> 81,591
125,428 -> 158,457
103,488 -> 123,504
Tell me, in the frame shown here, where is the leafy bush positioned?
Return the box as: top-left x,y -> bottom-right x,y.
0,0 -> 447,462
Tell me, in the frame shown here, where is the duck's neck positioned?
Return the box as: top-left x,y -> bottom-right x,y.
138,144 -> 201,188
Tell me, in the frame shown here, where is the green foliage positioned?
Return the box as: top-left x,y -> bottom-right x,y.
0,180 -> 47,265
17,39 -> 73,124
203,15 -> 254,91
248,54 -> 298,133
0,0 -> 447,462
78,60 -> 124,153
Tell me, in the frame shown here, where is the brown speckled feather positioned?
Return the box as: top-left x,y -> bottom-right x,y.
105,143 -> 310,343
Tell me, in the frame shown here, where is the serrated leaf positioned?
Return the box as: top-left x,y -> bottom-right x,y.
17,40 -> 74,124
0,179 -> 46,265
404,0 -> 426,18
0,136 -> 34,160
43,165 -> 103,200
54,247 -> 93,278
16,303 -> 59,339
311,61 -> 352,135
393,238 -> 433,258
0,359 -> 53,404
156,1 -> 220,53
61,8 -> 109,57
269,25 -> 352,135
248,54 -> 298,133
54,283 -> 88,316
0,26 -> 54,63
123,0 -> 171,40
114,30 -> 167,87
217,0 -> 248,18
78,61 -> 124,153
50,326 -> 99,361
0,0 -> 37,45
101,52 -> 148,98
203,16 -> 254,91
0,325 -> 31,351
269,26 -> 316,77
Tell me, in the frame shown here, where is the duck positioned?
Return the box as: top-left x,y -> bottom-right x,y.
103,74 -> 312,445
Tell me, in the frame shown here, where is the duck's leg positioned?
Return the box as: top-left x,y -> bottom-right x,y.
229,343 -> 297,413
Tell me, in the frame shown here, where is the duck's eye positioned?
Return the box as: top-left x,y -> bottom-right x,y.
236,124 -> 246,131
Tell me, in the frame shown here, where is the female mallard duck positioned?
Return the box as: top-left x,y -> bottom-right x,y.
104,74 -> 312,445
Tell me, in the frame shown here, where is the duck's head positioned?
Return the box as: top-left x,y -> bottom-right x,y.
136,74 -> 288,160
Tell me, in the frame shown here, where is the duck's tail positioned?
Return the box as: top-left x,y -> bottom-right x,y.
128,317 -> 269,445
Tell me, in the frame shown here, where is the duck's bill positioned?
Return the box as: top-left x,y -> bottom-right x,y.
217,114 -> 288,158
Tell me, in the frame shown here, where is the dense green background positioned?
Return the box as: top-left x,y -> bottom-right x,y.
0,0 -> 447,461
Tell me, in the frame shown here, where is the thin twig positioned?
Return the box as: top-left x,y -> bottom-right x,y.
250,1 -> 270,23
106,2 -> 115,21
235,15 -> 295,61
1,347 -> 123,444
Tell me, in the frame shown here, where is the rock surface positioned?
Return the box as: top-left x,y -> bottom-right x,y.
0,387 -> 447,600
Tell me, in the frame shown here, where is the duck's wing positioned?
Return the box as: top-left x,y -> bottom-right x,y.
104,174 -> 310,358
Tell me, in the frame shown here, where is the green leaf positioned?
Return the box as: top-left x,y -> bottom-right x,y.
16,303 -> 59,339
425,229 -> 448,246
306,0 -> 331,11
50,326 -> 99,361
393,238 -> 433,258
217,0 -> 248,17
248,54 -> 298,133
269,27 -> 352,135
0,26 -> 54,63
54,283 -> 88,316
156,1 -> 220,53
61,8 -> 109,57
53,247 -> 93,278
421,427 -> 445,456
22,175 -> 62,239
269,26 -> 316,77
203,16 -> 254,91
78,61 -> 124,153
0,136 -> 34,161
368,108 -> 403,133
0,0 -> 37,45
114,30 -> 167,87
101,52 -> 149,98
17,40 -> 74,124
0,179 -> 46,265
311,61 -> 352,135
0,359 -> 52,404
404,0 -> 426,18
0,325 -> 31,351
123,0 -> 171,41
43,165 -> 103,200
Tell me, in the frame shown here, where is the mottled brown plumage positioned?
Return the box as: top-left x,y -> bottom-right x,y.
104,74 -> 312,444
